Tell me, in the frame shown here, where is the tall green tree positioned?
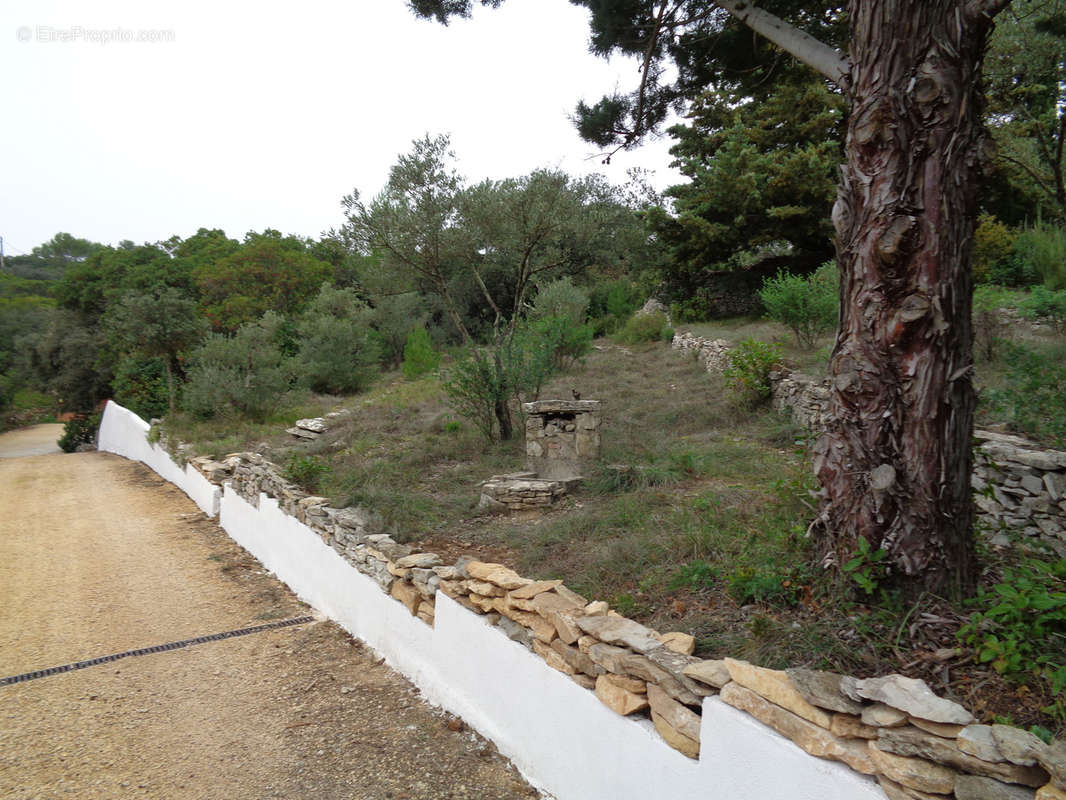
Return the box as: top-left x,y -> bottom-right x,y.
983,0 -> 1066,221
194,230 -> 333,331
415,0 -> 1014,598
105,287 -> 208,415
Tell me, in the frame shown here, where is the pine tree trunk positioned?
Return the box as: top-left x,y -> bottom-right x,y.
812,1 -> 1000,598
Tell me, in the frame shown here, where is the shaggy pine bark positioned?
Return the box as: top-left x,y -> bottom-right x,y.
811,1 -> 1003,597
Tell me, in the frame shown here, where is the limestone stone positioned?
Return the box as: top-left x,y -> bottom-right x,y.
647,684 -> 701,742
955,775 -> 1036,800
496,616 -> 534,648
542,647 -> 577,676
877,775 -> 953,800
576,635 -> 597,654
532,592 -> 584,645
508,580 -> 562,600
390,580 -> 421,615
466,580 -> 507,597
438,579 -> 468,597
719,683 -> 875,775
651,710 -> 700,759
659,632 -> 696,655
992,726 -> 1048,767
867,703 -> 927,728
877,727 -> 1048,787
595,675 -> 649,716
585,644 -> 700,707
467,593 -> 499,614
866,741 -> 957,794
396,552 -> 442,569
465,561 -> 531,590
295,417 -> 327,433
554,584 -> 589,606
830,713 -> 879,739
786,668 -> 866,714
1037,784 -> 1066,799
386,562 -> 411,579
550,639 -> 598,677
854,675 -> 975,725
683,659 -> 732,689
584,600 -> 609,616
1037,741 -> 1066,790
570,673 -> 596,690
910,717 -> 964,738
603,673 -> 646,694
645,647 -> 714,699
724,659 -> 833,728
960,725 -> 1007,763
498,605 -> 556,644
576,615 -> 663,654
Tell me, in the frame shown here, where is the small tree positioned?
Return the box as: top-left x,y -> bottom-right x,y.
759,263 -> 839,349
183,312 -> 297,421
402,327 -> 440,379
295,285 -> 380,395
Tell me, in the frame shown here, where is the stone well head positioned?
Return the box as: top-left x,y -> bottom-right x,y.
521,399 -> 601,481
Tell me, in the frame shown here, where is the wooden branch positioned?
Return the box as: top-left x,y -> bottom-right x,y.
996,152 -> 1056,200
715,0 -> 850,89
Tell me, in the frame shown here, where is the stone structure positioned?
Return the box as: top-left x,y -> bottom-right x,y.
522,399 -> 602,481
672,331 -> 1066,555
137,402 -> 1066,796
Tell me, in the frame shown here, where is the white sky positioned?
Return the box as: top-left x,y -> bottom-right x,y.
0,0 -> 682,255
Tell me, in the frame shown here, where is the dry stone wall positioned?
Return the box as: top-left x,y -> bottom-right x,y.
168,410 -> 1066,800
673,331 -> 1066,555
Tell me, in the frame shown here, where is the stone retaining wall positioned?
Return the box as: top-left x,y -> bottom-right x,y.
110,396 -> 1061,800
673,331 -> 1066,555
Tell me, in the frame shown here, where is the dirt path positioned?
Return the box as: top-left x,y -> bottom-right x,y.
0,443 -> 536,799
0,424 -> 63,458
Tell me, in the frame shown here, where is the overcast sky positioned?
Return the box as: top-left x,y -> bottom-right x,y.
1,0 -> 682,255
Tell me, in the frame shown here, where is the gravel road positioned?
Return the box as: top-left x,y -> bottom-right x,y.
0,427 -> 537,800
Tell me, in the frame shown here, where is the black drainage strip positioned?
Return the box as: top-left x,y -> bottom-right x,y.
0,615 -> 315,687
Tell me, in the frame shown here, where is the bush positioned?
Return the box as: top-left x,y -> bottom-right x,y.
1020,286 -> 1066,331
972,285 -> 1015,362
58,412 -> 101,452
985,343 -> 1066,446
1006,223 -> 1066,288
723,338 -> 782,406
958,558 -> 1066,721
283,453 -> 331,493
442,348 -> 510,442
759,262 -> 839,348
295,285 -> 381,394
615,310 -> 671,344
402,326 -> 440,379
112,355 -> 169,421
183,312 -> 298,421
525,314 -> 594,371
972,214 -> 1018,285
589,279 -> 641,333
530,277 -> 590,325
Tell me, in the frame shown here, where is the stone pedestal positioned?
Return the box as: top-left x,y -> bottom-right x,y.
522,400 -> 602,481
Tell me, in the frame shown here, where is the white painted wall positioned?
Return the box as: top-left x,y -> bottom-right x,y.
98,400 -> 887,800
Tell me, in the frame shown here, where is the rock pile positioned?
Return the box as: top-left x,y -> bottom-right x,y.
672,331 -> 1066,554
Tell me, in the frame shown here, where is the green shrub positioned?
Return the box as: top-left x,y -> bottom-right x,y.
958,558 -> 1066,721
728,566 -> 799,606
972,214 -> 1018,285
1020,286 -> 1066,331
972,285 -> 1015,362
112,355 -> 169,421
296,285 -> 381,394
530,277 -> 590,325
986,343 -> 1066,446
759,262 -> 839,348
442,348 -> 510,442
183,312 -> 298,421
723,338 -> 782,406
615,311 -> 670,344
526,314 -> 594,371
283,453 -> 331,493
402,326 -> 441,379
58,412 -> 101,452
1005,223 -> 1066,288
589,279 -> 641,332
